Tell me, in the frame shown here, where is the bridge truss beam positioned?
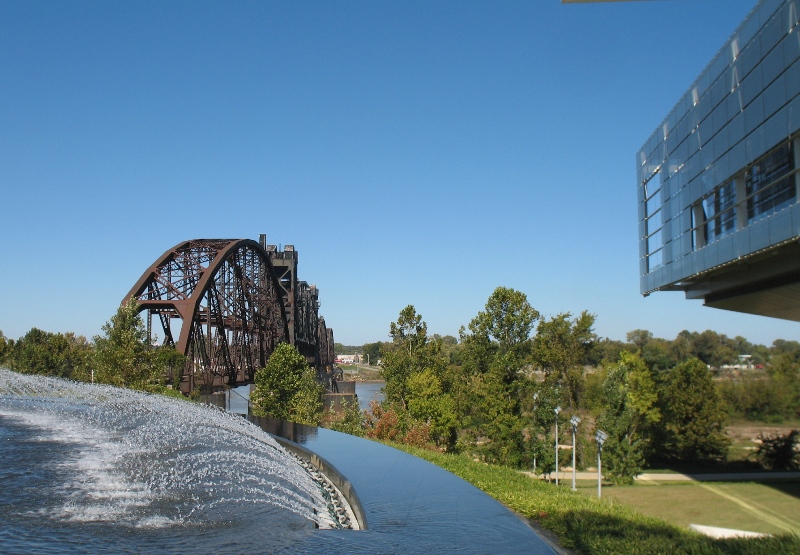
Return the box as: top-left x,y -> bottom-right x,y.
124,239 -> 289,393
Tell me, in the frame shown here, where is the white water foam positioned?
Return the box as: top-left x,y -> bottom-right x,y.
0,369 -> 335,529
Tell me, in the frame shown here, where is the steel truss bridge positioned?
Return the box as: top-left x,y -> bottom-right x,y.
123,235 -> 335,393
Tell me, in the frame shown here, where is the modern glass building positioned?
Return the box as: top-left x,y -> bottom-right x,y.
638,0 -> 800,321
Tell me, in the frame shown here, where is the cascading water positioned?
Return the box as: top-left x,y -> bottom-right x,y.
0,369 -> 349,555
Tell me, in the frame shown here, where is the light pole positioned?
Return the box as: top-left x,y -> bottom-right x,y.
570,415 -> 581,491
554,406 -> 561,486
596,430 -> 607,499
532,393 -> 539,474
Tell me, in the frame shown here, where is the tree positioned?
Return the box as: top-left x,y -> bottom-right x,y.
251,343 -> 324,425
0,330 -> 9,364
9,328 -> 92,380
93,298 -> 185,389
461,287 -> 539,384
756,430 -> 799,470
626,329 -> 653,351
406,368 -> 457,448
326,398 -> 365,437
458,287 -> 539,465
361,341 -> 383,366
690,330 -> 736,369
531,311 -> 596,407
93,299 -> 155,387
654,358 -> 730,463
596,352 -> 660,484
379,306 -> 455,449
381,305 -> 442,409
640,339 -> 673,373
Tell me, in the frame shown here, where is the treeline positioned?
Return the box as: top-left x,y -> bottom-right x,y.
346,287 -> 800,481
0,300 -> 327,426
0,299 -> 185,392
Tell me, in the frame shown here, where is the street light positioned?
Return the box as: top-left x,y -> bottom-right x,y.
532,393 -> 539,474
554,406 -> 561,485
595,430 -> 608,499
570,415 -> 581,491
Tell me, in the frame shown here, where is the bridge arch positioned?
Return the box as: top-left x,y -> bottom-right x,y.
124,239 -> 289,392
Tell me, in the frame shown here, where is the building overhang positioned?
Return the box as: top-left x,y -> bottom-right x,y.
675,239 -> 800,321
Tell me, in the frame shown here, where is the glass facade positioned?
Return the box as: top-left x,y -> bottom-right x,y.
638,0 -> 800,296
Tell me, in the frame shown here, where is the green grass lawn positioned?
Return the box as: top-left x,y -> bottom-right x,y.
580,480 -> 800,537
390,443 -> 800,555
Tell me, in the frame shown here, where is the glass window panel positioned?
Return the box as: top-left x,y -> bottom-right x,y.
647,249 -> 663,272
647,229 -> 663,254
704,181 -> 737,243
647,209 -> 662,235
646,192 -> 661,216
747,141 -> 796,222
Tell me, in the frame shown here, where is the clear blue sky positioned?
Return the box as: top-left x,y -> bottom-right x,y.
2,0 -> 795,348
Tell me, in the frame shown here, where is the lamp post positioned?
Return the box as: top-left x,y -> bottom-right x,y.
570,415 -> 581,491
595,430 -> 608,499
554,406 -> 561,485
532,393 -> 539,474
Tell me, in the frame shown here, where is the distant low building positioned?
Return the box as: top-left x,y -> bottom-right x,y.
638,0 -> 800,321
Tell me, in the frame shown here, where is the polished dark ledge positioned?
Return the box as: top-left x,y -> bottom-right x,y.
248,416 -> 557,555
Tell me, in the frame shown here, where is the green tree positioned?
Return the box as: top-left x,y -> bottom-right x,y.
756,430 -> 799,470
531,311 -> 596,407
9,328 -> 92,380
326,398 -> 365,436
379,306 -> 455,449
461,287 -> 539,384
584,337 -> 632,368
626,329 -> 653,351
93,299 -> 156,387
596,352 -> 660,484
0,330 -> 9,364
406,368 -> 457,447
690,330 -> 736,369
381,305 -> 442,409
93,299 -> 185,389
251,343 -> 324,425
361,341 -> 383,366
458,287 -> 539,465
654,358 -> 730,464
640,339 -> 673,373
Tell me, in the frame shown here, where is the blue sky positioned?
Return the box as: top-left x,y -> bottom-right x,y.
2,0 -> 795,348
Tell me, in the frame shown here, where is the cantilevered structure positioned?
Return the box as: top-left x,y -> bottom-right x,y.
638,0 -> 800,321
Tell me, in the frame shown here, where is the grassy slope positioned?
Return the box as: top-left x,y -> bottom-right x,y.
598,480 -> 800,537
390,444 -> 800,555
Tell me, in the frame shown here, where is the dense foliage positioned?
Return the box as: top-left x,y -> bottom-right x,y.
250,342 -> 324,425
353,286 -> 800,478
2,299 -> 184,391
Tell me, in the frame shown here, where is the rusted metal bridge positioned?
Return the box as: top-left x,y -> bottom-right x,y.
123,235 -> 335,393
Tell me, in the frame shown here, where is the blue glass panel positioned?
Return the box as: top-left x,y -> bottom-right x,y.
745,95 -> 766,134
761,40 -> 786,87
763,73 -> 787,117
741,65 -> 764,107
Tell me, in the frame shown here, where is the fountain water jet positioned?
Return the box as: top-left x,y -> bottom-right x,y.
0,369 -> 344,534
1,368 -> 558,554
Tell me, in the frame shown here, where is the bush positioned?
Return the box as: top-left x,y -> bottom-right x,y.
756,430 -> 799,471
250,343 -> 324,425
